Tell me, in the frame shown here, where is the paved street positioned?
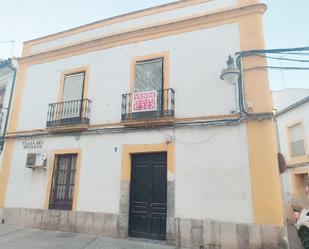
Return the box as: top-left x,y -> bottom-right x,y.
287,224 -> 304,249
0,224 -> 177,249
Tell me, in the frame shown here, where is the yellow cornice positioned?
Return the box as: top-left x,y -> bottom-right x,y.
6,114 -> 241,137
19,3 -> 266,65
24,0 -> 214,47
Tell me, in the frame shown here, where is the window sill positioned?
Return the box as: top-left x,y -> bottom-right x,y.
46,124 -> 89,133
288,155 -> 309,166
121,116 -> 175,127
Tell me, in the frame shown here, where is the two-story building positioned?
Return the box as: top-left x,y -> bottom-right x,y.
0,0 -> 286,248
274,89 -> 309,203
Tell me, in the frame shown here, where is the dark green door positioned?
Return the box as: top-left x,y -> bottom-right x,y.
129,152 -> 167,240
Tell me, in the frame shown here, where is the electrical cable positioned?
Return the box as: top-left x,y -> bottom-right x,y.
253,54 -> 309,63
156,126 -> 223,145
279,52 -> 309,56
244,66 -> 309,72
238,46 -> 309,57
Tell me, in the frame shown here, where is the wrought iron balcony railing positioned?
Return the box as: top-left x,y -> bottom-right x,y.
121,88 -> 175,120
46,99 -> 91,128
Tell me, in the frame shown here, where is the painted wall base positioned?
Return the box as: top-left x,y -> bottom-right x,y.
0,208 -> 288,249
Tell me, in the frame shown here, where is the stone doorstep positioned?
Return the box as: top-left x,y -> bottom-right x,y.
0,208 -> 288,249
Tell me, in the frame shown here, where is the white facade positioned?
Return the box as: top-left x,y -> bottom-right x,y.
6,125 -> 252,223
7,20 -> 251,222
19,24 -> 239,131
0,1 -> 286,248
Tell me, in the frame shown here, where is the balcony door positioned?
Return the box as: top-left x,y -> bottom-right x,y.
135,58 -> 163,92
60,72 -> 85,124
133,58 -> 163,118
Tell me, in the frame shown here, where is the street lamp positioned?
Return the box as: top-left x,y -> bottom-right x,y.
220,55 -> 240,84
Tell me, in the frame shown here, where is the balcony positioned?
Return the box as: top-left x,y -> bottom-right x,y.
121,88 -> 175,127
46,99 -> 91,131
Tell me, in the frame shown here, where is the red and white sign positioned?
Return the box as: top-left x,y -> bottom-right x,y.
132,91 -> 157,112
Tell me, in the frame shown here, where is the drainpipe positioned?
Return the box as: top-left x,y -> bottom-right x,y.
0,59 -> 17,152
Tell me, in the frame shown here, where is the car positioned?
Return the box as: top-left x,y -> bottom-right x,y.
296,208 -> 309,249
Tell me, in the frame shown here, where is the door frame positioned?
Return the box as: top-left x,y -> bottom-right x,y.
129,152 -> 167,240
44,148 -> 82,211
119,143 -> 175,241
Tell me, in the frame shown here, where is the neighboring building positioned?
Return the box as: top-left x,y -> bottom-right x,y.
0,59 -> 16,144
0,59 -> 17,165
275,90 -> 309,203
273,88 -> 309,113
0,1 -> 285,248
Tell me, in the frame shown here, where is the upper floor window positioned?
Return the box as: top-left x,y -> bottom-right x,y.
0,87 -> 6,109
46,70 -> 91,128
134,58 -> 163,92
62,72 -> 85,101
289,123 -> 306,157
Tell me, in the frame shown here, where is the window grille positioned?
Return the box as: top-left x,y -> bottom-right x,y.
49,154 -> 77,210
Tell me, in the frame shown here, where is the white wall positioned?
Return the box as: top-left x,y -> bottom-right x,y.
18,23 -> 240,131
5,124 -> 252,223
30,0 -> 237,54
273,88 -> 309,112
281,172 -> 293,203
276,101 -> 309,161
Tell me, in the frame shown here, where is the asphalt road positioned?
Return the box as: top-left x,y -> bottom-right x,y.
0,224 -> 177,249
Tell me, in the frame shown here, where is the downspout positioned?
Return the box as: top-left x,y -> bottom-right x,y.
0,60 -> 17,152
235,54 -> 249,116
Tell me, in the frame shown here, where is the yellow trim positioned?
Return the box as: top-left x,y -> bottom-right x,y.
121,143 -> 175,182
289,166 -> 309,198
24,0 -> 214,49
19,4 -> 266,65
58,66 -> 89,102
291,173 -> 308,198
0,65 -> 28,207
289,166 -> 309,175
130,52 -> 169,92
240,13 -> 284,226
6,114 -> 240,137
44,149 -> 82,210
129,52 -> 170,113
7,65 -> 27,134
237,0 -> 260,5
286,120 -> 309,165
0,140 -> 15,207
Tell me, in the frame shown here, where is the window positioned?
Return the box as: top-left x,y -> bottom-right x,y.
60,72 -> 85,120
289,123 -> 306,157
0,87 -> 6,109
133,58 -> 164,115
134,58 -> 163,92
62,72 -> 85,102
49,154 -> 77,210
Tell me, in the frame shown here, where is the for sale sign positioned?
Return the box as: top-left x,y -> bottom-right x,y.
132,91 -> 157,112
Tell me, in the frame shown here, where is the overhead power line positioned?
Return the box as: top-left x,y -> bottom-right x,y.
238,46 -> 309,57
254,54 -> 309,63
244,66 -> 309,72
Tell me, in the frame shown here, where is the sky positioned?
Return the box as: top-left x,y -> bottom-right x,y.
0,0 -> 308,90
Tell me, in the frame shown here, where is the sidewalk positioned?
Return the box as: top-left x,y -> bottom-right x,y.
0,224 -> 178,249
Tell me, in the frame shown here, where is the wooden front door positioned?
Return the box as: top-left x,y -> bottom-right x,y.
129,152 -> 167,240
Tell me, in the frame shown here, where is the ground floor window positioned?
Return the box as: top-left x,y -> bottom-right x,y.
49,154 -> 77,210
